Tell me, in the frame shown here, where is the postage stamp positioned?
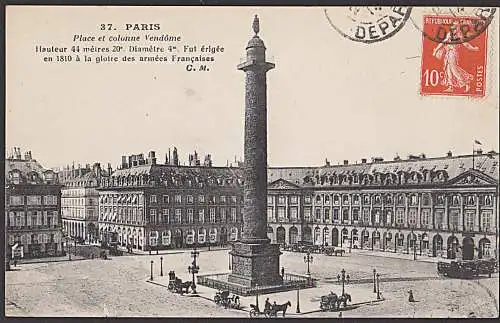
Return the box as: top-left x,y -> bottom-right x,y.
420,15 -> 489,97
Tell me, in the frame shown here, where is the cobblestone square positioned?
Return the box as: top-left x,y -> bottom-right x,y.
5,249 -> 499,317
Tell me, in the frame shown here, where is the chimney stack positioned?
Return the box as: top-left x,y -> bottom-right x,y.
24,151 -> 32,160
476,148 -> 483,155
361,158 -> 367,164
107,163 -> 113,176
447,151 -> 453,157
204,154 -> 212,167
121,156 -> 127,169
173,147 -> 179,166
148,151 -> 156,165
14,147 -> 22,160
93,163 -> 102,178
343,160 -> 349,165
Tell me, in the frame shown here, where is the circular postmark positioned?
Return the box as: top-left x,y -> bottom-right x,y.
324,7 -> 413,44
409,7 -> 496,44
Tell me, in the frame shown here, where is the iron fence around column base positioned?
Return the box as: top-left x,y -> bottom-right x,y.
197,272 -> 315,296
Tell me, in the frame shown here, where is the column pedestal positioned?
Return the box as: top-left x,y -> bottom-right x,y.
228,242 -> 282,287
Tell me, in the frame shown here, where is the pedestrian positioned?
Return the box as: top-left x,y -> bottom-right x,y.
337,274 -> 340,283
346,274 -> 350,284
339,311 -> 343,318
14,259 -> 18,267
408,289 -> 415,302
281,266 -> 285,277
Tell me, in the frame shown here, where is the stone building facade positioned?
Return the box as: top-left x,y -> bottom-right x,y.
97,151 -> 244,251
266,152 -> 499,261
61,163 -> 109,243
5,148 -> 64,259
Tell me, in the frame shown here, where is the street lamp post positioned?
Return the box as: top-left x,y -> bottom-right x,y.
376,273 -> 381,300
296,285 -> 301,313
373,269 -> 377,293
339,268 -> 347,296
349,232 -> 352,253
188,246 -> 200,294
150,260 -> 154,281
255,283 -> 259,310
67,237 -> 72,261
304,251 -> 313,277
413,242 -> 417,260
160,256 -> 163,276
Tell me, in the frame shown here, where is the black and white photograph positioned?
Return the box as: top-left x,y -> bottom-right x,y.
4,5 -> 499,318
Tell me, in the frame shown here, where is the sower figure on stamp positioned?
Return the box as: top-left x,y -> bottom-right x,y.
432,22 -> 479,93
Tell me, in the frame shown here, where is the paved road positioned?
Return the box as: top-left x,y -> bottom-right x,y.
5,249 -> 499,317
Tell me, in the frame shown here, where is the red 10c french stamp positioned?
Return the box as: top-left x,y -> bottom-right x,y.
420,15 -> 488,97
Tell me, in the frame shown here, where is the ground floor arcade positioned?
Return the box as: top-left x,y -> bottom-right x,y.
98,223 -> 242,251
62,219 -> 98,243
268,224 -> 497,260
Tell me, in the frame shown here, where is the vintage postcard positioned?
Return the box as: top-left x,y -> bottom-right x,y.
4,6 -> 499,318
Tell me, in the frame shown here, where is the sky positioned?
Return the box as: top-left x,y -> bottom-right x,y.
6,6 -> 499,170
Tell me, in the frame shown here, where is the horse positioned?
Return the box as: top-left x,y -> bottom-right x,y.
272,301 -> 292,317
176,280 -> 192,295
337,293 -> 352,308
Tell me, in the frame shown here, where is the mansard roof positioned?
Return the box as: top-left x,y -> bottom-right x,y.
100,152 -> 498,189
104,164 -> 243,189
5,158 -> 59,185
267,153 -> 498,188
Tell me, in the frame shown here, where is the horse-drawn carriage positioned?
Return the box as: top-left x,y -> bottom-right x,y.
167,271 -> 192,295
213,290 -> 241,309
319,292 -> 352,312
323,246 -> 346,256
249,301 -> 291,318
437,258 -> 496,279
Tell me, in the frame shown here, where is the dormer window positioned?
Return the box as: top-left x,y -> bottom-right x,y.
11,172 -> 21,184
422,194 -> 431,206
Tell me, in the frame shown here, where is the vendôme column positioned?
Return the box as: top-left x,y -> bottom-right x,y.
228,15 -> 282,287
